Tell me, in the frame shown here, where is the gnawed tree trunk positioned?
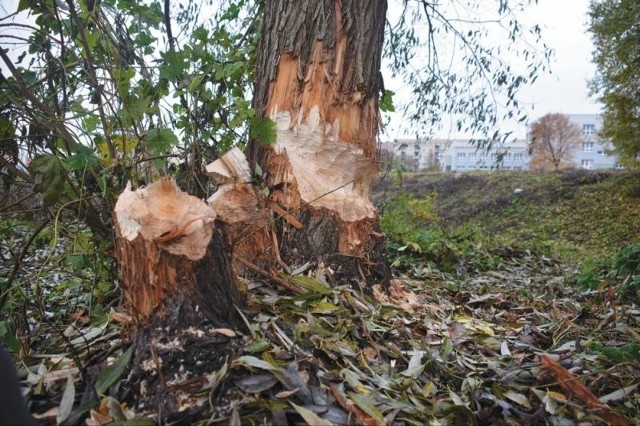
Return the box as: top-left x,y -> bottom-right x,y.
249,0 -> 391,288
113,177 -> 249,422
114,177 -> 246,329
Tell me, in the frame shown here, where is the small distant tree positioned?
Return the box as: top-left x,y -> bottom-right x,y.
588,0 -> 640,166
529,113 -> 584,170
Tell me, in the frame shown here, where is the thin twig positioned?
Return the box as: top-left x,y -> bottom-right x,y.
234,255 -> 305,295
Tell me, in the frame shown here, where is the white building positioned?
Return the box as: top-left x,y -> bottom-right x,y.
394,138 -> 529,171
551,114 -> 621,170
392,113 -> 622,172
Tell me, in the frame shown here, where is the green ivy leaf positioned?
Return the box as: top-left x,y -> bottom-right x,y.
144,128 -> 179,154
380,90 -> 395,113
250,117 -> 277,145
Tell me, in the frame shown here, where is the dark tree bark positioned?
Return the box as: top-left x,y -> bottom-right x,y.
113,178 -> 247,422
248,0 -> 391,289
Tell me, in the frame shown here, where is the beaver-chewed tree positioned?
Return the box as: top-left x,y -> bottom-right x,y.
112,0 -> 390,420
245,0 -> 391,288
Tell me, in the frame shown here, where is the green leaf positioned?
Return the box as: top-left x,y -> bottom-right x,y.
82,115 -> 100,133
68,254 -> 90,270
28,154 -> 66,206
380,89 -> 395,112
0,116 -> 17,159
0,322 -> 20,352
289,275 -> 332,295
250,116 -> 277,145
347,392 -> 386,425
160,50 -> 189,81
233,355 -> 280,371
95,346 -> 134,396
65,152 -> 100,171
402,351 -> 426,379
243,340 -> 271,353
17,0 -> 31,12
144,128 -> 179,155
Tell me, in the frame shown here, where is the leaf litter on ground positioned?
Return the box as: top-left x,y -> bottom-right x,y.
181,249 -> 637,425
9,246 -> 639,425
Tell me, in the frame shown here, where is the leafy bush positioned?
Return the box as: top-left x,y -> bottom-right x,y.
576,256 -> 610,291
379,192 -> 509,273
380,192 -> 454,268
611,243 -> 640,299
577,243 -> 640,300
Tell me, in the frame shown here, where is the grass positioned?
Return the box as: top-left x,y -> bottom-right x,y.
375,168 -> 640,265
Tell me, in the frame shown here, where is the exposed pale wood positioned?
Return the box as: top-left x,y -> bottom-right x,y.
114,178 -> 244,325
205,148 -> 278,275
206,147 -> 260,224
115,178 -> 216,261
205,147 -> 252,185
269,107 -> 378,222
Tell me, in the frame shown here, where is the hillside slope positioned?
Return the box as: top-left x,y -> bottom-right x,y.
374,169 -> 640,262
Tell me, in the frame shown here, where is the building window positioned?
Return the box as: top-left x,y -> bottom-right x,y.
615,162 -> 624,169
583,124 -> 596,135
597,150 -> 604,155
581,159 -> 594,169
514,153 -> 524,161
582,142 -> 594,153
468,153 -> 476,161
457,152 -> 466,160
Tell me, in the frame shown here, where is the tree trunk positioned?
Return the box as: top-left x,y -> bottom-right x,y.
249,0 -> 391,289
113,177 -> 248,422
114,177 -> 246,329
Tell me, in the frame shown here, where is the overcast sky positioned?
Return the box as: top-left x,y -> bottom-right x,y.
383,0 -> 602,141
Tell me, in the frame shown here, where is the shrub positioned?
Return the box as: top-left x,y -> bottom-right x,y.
577,243 -> 640,300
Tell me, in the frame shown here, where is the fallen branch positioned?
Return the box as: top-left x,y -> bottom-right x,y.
234,255 -> 305,295
540,354 -> 629,426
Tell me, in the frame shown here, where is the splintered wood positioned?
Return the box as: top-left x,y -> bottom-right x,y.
114,178 -> 219,321
205,147 -> 261,224
115,178 -> 216,261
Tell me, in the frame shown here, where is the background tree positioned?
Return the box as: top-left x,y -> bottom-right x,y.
529,113 -> 583,170
588,0 -> 640,166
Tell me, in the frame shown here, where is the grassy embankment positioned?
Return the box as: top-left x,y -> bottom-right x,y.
375,169 -> 640,276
